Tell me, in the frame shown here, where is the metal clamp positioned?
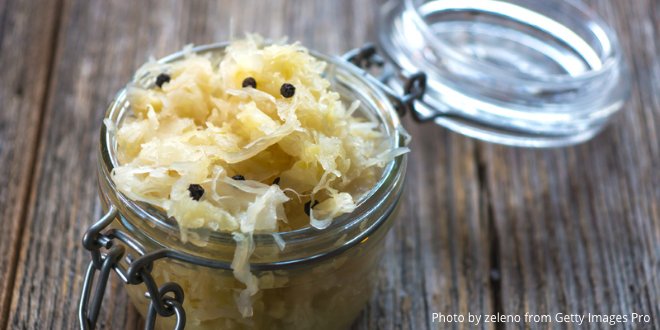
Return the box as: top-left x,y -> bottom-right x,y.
343,43 -> 434,122
79,205 -> 186,330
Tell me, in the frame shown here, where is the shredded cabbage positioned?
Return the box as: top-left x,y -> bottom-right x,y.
112,35 -> 408,320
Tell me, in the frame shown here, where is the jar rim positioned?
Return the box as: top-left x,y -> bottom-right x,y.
377,0 -> 631,147
98,43 -> 407,266
401,0 -> 624,85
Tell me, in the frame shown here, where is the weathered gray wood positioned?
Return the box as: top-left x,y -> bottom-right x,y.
481,1 -> 660,329
0,0 -> 62,327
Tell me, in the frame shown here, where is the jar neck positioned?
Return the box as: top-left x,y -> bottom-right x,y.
98,158 -> 405,270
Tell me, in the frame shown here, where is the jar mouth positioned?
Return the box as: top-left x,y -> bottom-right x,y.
402,0 -> 622,85
378,0 -> 631,147
98,43 -> 407,265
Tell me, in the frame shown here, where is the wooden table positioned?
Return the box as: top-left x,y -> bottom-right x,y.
1,0 -> 659,329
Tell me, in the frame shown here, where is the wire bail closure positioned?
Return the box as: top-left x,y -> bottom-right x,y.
343,43 -> 433,122
79,205 -> 186,330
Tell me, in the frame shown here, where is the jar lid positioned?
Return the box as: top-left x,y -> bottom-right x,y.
373,0 -> 631,147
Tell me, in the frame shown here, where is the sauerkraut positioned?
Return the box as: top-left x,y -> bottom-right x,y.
110,35 -> 408,327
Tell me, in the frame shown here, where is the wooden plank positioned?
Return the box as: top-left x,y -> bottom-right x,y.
482,1 -> 660,329
0,0 -> 62,327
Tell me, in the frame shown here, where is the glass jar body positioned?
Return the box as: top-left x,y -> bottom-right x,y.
103,199 -> 400,330
94,43 -> 409,330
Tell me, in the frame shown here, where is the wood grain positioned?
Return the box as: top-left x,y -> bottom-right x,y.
481,1 -> 660,329
0,0 -> 62,327
1,0 -> 659,329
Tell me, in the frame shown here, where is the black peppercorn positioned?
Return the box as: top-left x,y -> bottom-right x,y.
232,174 -> 245,181
188,184 -> 204,201
156,73 -> 171,88
272,177 -> 281,185
280,83 -> 295,98
304,200 -> 319,216
242,77 -> 257,89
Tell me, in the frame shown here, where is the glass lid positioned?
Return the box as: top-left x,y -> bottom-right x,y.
375,0 -> 631,147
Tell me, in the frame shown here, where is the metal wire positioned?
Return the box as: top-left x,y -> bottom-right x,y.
343,43 -> 431,122
79,207 -> 186,330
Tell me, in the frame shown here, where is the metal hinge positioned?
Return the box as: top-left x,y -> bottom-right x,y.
343,43 -> 436,123
79,205 -> 186,330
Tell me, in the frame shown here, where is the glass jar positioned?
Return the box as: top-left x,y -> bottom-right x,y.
82,44 -> 408,330
379,0 -> 630,147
